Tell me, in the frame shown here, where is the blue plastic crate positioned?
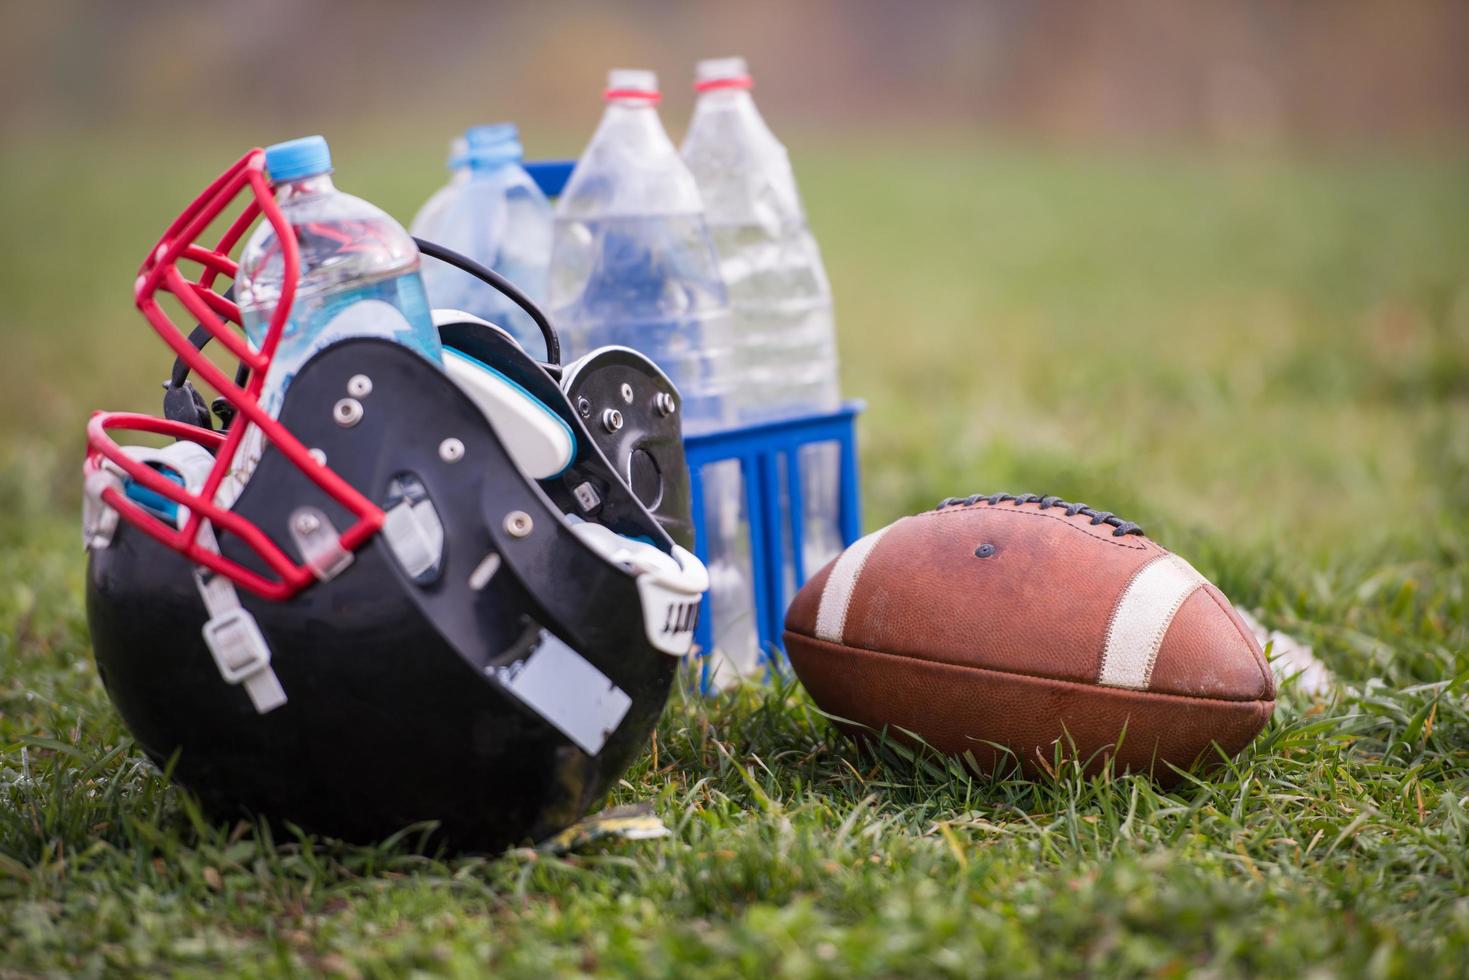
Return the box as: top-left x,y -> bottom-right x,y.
524,159 -> 575,197
526,159 -> 865,688
683,405 -> 864,690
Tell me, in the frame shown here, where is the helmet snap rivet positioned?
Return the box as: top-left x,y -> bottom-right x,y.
601,408 -> 623,433
308,448 -> 327,466
655,392 -> 676,417
294,512 -> 321,535
333,398 -> 363,427
576,396 -> 592,418
620,383 -> 634,404
347,374 -> 373,397
439,437 -> 465,463
504,511 -> 533,538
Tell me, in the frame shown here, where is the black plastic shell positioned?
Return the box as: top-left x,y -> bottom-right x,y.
87,337 -> 684,851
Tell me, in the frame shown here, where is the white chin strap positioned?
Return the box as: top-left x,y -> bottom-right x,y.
568,521 -> 709,657
85,441 -> 286,714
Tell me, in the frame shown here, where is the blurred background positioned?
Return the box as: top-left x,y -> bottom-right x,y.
2,0 -> 1466,568
7,0 -> 1469,145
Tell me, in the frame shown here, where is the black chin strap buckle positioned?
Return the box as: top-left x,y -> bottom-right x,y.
161,379 -> 213,431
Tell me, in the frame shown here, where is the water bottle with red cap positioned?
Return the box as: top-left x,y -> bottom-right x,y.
682,58 -> 846,613
549,69 -> 737,430
550,69 -> 759,680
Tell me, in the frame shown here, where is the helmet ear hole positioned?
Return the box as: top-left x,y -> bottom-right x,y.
628,448 -> 663,510
559,346 -> 694,550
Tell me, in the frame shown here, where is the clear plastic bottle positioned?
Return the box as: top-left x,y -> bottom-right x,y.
550,69 -> 757,679
225,135 -> 442,503
414,124 -> 554,358
682,57 -> 845,608
550,69 -> 737,429
408,135 -> 469,242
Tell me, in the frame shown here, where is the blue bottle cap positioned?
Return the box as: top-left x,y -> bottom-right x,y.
265,135 -> 333,184
465,123 -> 523,168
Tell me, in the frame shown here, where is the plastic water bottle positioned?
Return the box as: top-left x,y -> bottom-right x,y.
408,136 -> 469,242
413,124 -> 554,357
682,57 -> 845,602
225,135 -> 442,503
550,69 -> 737,427
550,69 -> 757,680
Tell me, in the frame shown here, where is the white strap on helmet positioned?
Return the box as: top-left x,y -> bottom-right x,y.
84,440 -> 286,713
568,521 -> 709,657
82,465 -> 125,551
192,521 -> 287,714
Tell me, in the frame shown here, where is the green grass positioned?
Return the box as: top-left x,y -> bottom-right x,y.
2,129 -> 1468,976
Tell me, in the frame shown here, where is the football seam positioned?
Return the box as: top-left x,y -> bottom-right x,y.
917,504 -> 1154,550
784,630 -> 1276,706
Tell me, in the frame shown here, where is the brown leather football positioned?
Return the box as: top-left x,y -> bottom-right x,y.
784,493 -> 1275,782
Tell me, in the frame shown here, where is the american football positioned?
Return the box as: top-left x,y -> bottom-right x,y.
785,492 -> 1275,781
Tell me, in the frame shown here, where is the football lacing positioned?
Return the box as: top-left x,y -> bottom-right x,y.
933,492 -> 1145,538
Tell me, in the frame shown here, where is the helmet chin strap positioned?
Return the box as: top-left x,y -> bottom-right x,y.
193,521 -> 287,714
151,441 -> 287,714
85,441 -> 288,714
567,519 -> 708,656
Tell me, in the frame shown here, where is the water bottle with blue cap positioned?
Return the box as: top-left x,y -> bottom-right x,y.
413,124 -> 553,357
226,135 -> 442,502
236,135 -> 442,414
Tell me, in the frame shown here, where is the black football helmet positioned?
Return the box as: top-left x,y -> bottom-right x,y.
82,149 -> 707,851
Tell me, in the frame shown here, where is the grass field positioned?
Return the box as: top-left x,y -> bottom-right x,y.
2,130 -> 1468,977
